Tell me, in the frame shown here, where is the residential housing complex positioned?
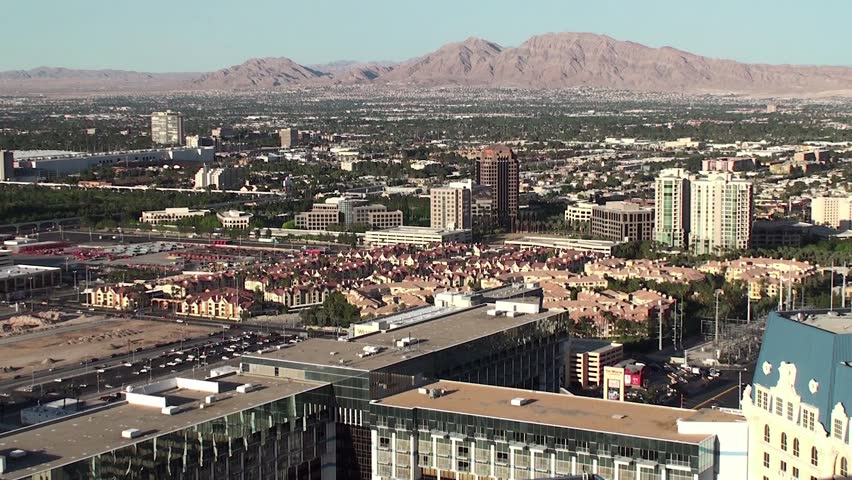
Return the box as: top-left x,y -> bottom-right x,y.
690,172 -> 754,255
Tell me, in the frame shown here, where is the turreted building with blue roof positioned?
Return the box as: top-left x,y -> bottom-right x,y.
742,309 -> 851,480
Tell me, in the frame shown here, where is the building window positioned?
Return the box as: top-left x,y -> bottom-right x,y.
496,452 -> 509,464
840,457 -> 848,476
792,466 -> 799,479
834,418 -> 845,440
793,438 -> 800,457
457,445 -> 469,459
780,460 -> 787,472
775,397 -> 784,416
457,460 -> 470,472
781,432 -> 787,451
764,425 -> 771,443
379,437 -> 391,450
787,401 -> 795,421
763,452 -> 770,468
811,447 -> 818,467
802,408 -> 816,431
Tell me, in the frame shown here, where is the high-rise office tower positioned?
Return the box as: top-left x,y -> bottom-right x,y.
475,144 -> 518,228
150,111 -> 185,145
654,168 -> 691,249
430,186 -> 472,230
279,128 -> 298,148
690,172 -> 753,255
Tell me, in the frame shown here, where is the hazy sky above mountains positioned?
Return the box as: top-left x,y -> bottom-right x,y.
3,0 -> 850,72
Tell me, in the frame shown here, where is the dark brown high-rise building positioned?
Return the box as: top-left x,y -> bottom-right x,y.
475,144 -> 518,228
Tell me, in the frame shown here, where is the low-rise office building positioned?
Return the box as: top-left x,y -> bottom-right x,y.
564,201 -> 596,224
364,226 -> 472,247
216,210 -> 253,229
590,201 -> 655,242
296,204 -> 341,230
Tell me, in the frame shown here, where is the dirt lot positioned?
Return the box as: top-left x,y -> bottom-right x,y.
0,318 -> 214,380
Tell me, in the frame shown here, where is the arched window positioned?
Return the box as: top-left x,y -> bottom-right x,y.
811,447 -> 818,467
780,432 -> 787,451
840,457 -> 847,476
764,424 -> 771,443
793,438 -> 800,457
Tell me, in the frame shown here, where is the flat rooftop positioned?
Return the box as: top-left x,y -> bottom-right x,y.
0,375 -> 323,480
376,380 -> 737,443
0,264 -> 60,279
247,304 -> 564,371
784,310 -> 852,335
367,226 -> 469,235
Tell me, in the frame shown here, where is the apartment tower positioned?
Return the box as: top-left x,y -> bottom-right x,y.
430,186 -> 472,230
150,110 -> 185,145
690,172 -> 753,255
654,168 -> 691,249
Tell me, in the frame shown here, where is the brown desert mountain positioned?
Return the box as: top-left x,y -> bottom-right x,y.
2,32 -> 851,96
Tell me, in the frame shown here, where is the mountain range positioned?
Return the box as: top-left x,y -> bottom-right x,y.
3,32 -> 852,96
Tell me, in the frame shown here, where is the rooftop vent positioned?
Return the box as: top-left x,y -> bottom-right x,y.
611,414 -> 627,420
420,388 -> 447,399
510,397 -> 532,407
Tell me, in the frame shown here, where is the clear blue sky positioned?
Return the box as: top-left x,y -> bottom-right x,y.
2,0 -> 850,72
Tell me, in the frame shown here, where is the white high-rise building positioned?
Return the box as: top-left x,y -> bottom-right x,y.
810,196 -> 852,229
151,111 -> 185,145
431,186 -> 472,230
194,165 -> 240,191
654,168 -> 691,249
689,172 -> 753,255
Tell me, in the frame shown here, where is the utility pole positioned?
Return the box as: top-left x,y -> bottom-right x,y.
658,305 -> 663,351
746,294 -> 752,324
843,263 -> 848,309
830,263 -> 836,311
714,290 -> 722,347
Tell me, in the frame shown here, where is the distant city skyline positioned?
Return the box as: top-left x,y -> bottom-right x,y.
3,0 -> 852,72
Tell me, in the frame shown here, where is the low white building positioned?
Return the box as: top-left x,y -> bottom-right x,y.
216,210 -> 253,229
140,207 -> 211,225
363,226 -> 471,247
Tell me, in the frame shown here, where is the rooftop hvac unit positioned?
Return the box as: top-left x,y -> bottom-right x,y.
121,428 -> 142,439
236,384 -> 255,393
510,397 -> 531,407
8,450 -> 26,459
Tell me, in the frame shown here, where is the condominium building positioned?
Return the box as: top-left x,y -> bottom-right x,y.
811,196 -> 852,229
364,226 -> 472,247
654,168 -> 691,249
216,210 -> 253,229
150,110 -> 185,145
139,207 -> 211,225
564,201 -> 595,224
689,172 -> 753,255
476,144 -> 519,228
430,186 -> 472,230
742,310 -> 852,480
279,128 -> 298,148
590,201 -> 655,242
194,165 -> 241,190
